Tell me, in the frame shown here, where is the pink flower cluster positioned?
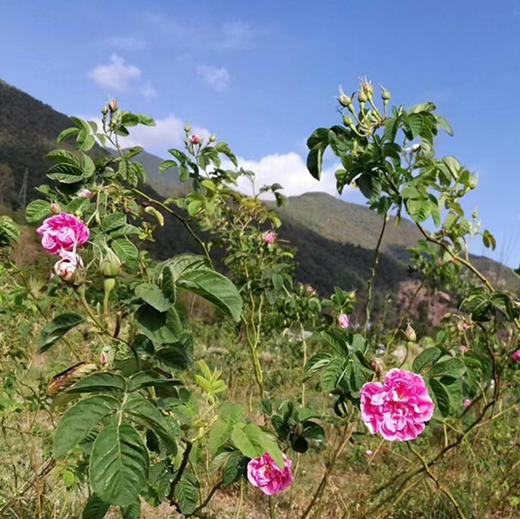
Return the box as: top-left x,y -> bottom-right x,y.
247,453 -> 293,496
360,369 -> 434,442
37,213 -> 89,280
512,350 -> 520,363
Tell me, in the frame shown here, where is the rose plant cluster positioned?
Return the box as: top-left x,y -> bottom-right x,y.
0,78 -> 517,519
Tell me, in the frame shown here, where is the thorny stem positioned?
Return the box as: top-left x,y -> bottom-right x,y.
407,443 -> 467,519
299,418 -> 358,519
130,187 -> 214,268
364,211 -> 388,336
168,441 -> 193,502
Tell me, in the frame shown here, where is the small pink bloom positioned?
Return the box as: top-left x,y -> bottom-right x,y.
189,134 -> 200,145
247,453 -> 292,496
100,351 -> 108,366
305,284 -> 314,295
460,322 -> 471,331
365,449 -> 373,457
459,345 -> 468,354
512,350 -> 520,363
77,188 -> 92,199
360,369 -> 434,442
108,98 -> 118,112
337,314 -> 350,329
54,250 -> 83,281
50,202 -> 60,214
264,231 -> 276,244
37,213 -> 89,255
463,399 -> 471,408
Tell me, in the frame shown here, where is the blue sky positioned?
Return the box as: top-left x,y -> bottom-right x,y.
0,0 -> 519,266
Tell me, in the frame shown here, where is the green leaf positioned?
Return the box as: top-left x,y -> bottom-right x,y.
112,238 -> 139,267
67,372 -> 127,394
102,213 -> 127,232
429,379 -> 450,417
90,424 -> 149,507
26,200 -> 51,224
231,423 -> 284,469
177,268 -> 242,321
57,127 -> 80,144
128,371 -> 180,392
482,229 -> 496,251
174,472 -> 198,515
53,395 -> 119,458
0,216 -> 20,247
121,500 -> 141,519
222,452 -> 247,485
155,346 -> 192,371
82,494 -> 110,519
413,347 -> 442,373
38,313 -> 85,353
123,394 -> 177,454
135,283 -> 172,313
135,306 -> 179,345
429,358 -> 466,380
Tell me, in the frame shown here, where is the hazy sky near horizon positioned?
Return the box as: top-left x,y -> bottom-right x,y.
0,0 -> 519,266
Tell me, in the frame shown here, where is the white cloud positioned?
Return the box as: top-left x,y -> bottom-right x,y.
197,65 -> 230,92
235,152 -> 338,198
89,53 -> 141,92
106,37 -> 146,51
141,80 -> 157,99
77,113 -> 339,198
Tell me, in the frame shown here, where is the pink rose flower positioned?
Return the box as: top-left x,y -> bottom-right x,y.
337,313 -> 350,329
360,369 -> 434,442
37,213 -> 89,255
54,250 -> 83,281
264,231 -> 276,245
463,399 -> 471,408
459,345 -> 468,354
189,134 -> 200,145
512,350 -> 520,363
247,453 -> 292,496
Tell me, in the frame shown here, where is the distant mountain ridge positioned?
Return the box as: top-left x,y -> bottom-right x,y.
0,78 -> 516,315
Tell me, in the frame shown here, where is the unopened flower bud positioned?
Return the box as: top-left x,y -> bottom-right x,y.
343,114 -> 355,129
381,88 -> 391,102
404,323 -> 417,342
338,93 -> 352,108
264,231 -> 276,245
100,351 -> 108,366
512,350 -> 520,363
361,79 -> 373,96
184,123 -> 191,133
365,449 -> 373,458
459,345 -> 468,354
100,248 -> 121,277
337,313 -> 350,329
189,134 -> 200,145
463,399 -> 471,408
50,202 -> 60,214
410,143 -> 421,153
77,188 -> 92,199
108,99 -> 118,112
209,134 -> 216,142
358,91 -> 368,103
101,105 -> 109,115
370,358 -> 384,377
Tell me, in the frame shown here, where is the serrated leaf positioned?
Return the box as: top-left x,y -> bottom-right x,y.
26,200 -> 51,224
177,268 -> 242,321
90,424 -> 149,507
82,494 -> 110,519
135,283 -> 171,312
53,395 -> 119,458
38,313 -> 85,353
174,473 -> 198,515
67,372 -> 127,394
112,238 -> 139,267
413,347 -> 442,373
429,358 -> 466,379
